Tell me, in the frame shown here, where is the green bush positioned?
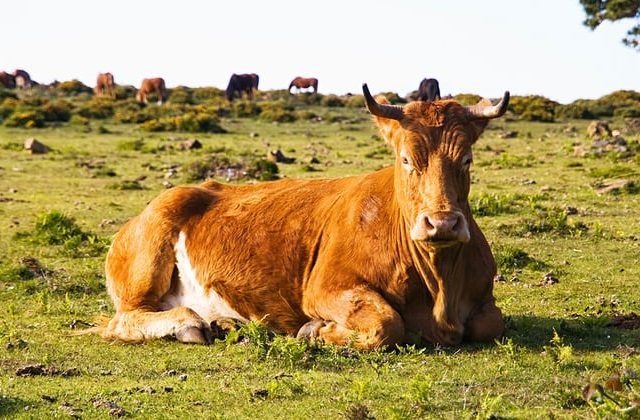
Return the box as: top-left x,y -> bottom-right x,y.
75,99 -> 115,119
320,95 -> 345,108
454,94 -> 483,106
344,95 -> 365,108
192,87 -> 225,102
168,86 -> 193,104
41,100 -> 73,122
114,85 -> 138,100
140,112 -> 226,133
56,79 -> 93,95
231,100 -> 261,118
248,159 -> 279,181
509,95 -> 558,122
377,92 -> 406,104
259,102 -> 296,122
4,110 -> 45,128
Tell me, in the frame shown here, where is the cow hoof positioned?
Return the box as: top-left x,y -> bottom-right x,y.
296,319 -> 326,340
175,326 -> 212,345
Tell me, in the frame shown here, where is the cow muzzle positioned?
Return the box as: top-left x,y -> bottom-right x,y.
410,211 -> 470,245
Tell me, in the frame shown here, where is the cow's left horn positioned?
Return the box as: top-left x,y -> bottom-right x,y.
465,91 -> 510,119
362,83 -> 404,121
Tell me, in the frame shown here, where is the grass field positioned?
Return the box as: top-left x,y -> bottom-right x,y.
0,93 -> 639,418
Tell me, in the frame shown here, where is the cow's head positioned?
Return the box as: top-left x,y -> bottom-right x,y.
363,84 -> 509,248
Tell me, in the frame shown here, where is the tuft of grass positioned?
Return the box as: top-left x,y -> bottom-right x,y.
14,210 -> 109,257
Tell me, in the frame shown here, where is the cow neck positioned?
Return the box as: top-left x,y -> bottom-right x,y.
392,187 -> 468,332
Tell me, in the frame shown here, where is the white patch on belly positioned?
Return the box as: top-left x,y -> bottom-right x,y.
161,231 -> 248,323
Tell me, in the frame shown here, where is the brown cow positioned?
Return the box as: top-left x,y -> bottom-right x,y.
13,69 -> 32,89
136,78 -> 167,104
289,77 -> 318,94
0,71 -> 15,89
95,73 -> 116,98
93,84 -> 509,349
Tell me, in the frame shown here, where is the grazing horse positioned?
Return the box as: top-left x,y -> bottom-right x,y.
0,71 -> 16,89
418,78 -> 441,102
95,73 -> 116,98
136,78 -> 168,104
92,82 -> 510,349
225,73 -> 259,101
289,77 -> 318,94
13,69 -> 32,89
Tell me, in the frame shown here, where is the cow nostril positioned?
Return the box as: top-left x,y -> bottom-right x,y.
425,216 -> 435,230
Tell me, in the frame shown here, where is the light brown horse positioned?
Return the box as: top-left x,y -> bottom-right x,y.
136,78 -> 168,104
289,77 -> 318,94
95,73 -> 116,98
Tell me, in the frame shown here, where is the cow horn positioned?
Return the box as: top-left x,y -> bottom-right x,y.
362,84 -> 404,121
465,91 -> 510,119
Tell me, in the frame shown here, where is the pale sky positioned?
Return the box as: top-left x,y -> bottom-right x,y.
2,0 -> 638,103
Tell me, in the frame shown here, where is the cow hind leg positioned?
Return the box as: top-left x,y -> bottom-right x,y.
299,287 -> 404,350
100,222 -> 213,344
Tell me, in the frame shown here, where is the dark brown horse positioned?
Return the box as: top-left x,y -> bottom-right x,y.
13,69 -> 32,89
226,73 -> 259,101
0,71 -> 15,89
289,77 -> 318,94
418,78 -> 441,102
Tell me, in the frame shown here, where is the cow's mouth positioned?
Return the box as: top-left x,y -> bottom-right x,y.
423,238 -> 459,248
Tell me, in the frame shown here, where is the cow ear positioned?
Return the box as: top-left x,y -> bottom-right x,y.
372,96 -> 401,145
468,99 -> 491,141
470,119 -> 490,142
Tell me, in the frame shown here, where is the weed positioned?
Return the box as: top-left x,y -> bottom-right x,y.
543,329 -> 574,364
409,376 -> 433,412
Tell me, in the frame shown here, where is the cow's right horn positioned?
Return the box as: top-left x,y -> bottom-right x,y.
363,84 -> 404,121
465,91 -> 510,119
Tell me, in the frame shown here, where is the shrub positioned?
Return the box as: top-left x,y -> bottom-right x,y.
454,93 -> 483,106
56,79 -> 93,95
4,110 -> 45,128
247,158 -> 279,181
69,115 -> 90,126
75,99 -> 115,119
259,102 -> 297,122
509,95 -> 558,122
168,86 -> 193,104
344,95 -> 365,109
139,112 -> 225,133
192,87 -> 225,102
377,92 -> 406,104
113,85 -> 138,100
40,100 -> 73,122
321,95 -> 344,108
231,100 -> 261,118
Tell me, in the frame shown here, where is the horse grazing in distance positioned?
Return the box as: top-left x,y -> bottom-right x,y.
289,77 -> 318,94
13,69 -> 32,89
418,78 -> 441,102
136,78 -> 168,105
0,71 -> 16,89
225,73 -> 259,101
95,73 -> 116,98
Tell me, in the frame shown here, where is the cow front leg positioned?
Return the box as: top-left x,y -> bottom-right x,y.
464,299 -> 504,342
298,287 -> 404,350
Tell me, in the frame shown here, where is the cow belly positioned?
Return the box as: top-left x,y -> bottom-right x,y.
160,231 -> 248,323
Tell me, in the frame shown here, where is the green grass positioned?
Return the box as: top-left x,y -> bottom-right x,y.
0,92 -> 639,418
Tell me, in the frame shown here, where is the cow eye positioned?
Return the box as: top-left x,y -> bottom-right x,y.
402,157 -> 409,165
463,156 -> 473,168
